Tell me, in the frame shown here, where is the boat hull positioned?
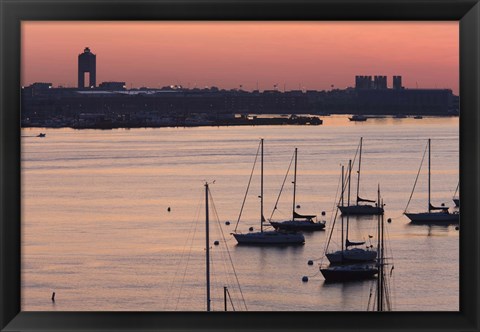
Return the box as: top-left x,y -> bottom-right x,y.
453,198 -> 460,207
270,220 -> 325,231
326,249 -> 377,264
404,212 -> 459,223
349,116 -> 367,122
233,231 -> 305,245
338,205 -> 384,215
320,264 -> 378,282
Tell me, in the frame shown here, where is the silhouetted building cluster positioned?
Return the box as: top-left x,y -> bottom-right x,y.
356,75 -> 396,90
20,48 -> 459,129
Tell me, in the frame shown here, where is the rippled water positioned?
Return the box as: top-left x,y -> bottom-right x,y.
21,115 -> 459,311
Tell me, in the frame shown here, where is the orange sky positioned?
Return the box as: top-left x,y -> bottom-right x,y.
21,21 -> 459,94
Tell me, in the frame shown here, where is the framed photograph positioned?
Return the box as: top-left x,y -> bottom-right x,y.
1,0 -> 479,331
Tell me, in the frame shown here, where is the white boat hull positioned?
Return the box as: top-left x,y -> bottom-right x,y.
404,212 -> 459,223
233,231 -> 305,245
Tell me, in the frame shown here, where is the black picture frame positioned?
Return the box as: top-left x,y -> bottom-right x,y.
1,0 -> 479,331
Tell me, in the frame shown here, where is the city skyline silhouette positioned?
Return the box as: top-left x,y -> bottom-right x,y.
22,21 -> 458,94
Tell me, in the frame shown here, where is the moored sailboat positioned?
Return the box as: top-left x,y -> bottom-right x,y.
203,182 -> 247,311
232,139 -> 305,245
404,139 -> 459,223
269,148 -> 326,232
367,197 -> 394,311
338,137 -> 384,215
321,184 -> 385,282
325,162 -> 377,265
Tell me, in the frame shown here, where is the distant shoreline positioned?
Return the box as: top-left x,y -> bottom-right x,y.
20,114 -> 459,130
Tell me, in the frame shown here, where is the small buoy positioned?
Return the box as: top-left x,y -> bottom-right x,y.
167,207 -> 171,212
321,211 -> 326,216
249,227 -> 254,231
441,203 -> 445,207
307,260 -> 314,266
225,221 -> 230,225
214,240 -> 219,245
387,218 -> 392,223
51,292 -> 55,302
302,276 -> 309,282
455,226 -> 459,231
296,205 -> 301,209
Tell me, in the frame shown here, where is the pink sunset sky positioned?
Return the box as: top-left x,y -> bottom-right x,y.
21,21 -> 459,94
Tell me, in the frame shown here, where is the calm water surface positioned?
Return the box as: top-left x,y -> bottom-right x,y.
21,116 -> 459,311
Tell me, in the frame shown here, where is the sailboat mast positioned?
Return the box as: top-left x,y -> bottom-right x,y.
376,185 -> 383,311
356,137 -> 363,205
292,148 -> 298,220
341,164 -> 345,207
380,197 -> 385,312
346,159 -> 352,245
260,139 -> 264,233
428,139 -> 431,213
224,286 -> 228,311
341,165 -> 345,252
205,183 -> 211,312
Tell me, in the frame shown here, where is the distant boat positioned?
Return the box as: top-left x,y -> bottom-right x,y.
325,162 -> 377,265
349,115 -> 367,122
393,114 -> 407,118
453,182 -> 460,207
269,148 -> 326,232
232,139 -> 305,245
404,139 -> 459,223
413,115 -> 423,119
338,137 -> 384,215
37,133 -> 46,137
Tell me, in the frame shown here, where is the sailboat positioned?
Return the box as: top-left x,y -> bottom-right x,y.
203,183 -> 247,311
321,183 -> 384,282
367,199 -> 393,311
404,139 -> 459,223
325,161 -> 377,265
232,139 -> 305,245
453,182 -> 460,207
204,183 -> 213,311
269,148 -> 326,232
338,137 -> 384,215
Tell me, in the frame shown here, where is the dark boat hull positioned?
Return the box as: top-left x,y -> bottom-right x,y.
320,265 -> 378,282
338,205 -> 384,215
233,231 -> 305,245
404,212 -> 459,223
270,221 -> 325,231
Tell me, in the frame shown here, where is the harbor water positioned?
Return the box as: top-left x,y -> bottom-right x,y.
21,115 -> 459,311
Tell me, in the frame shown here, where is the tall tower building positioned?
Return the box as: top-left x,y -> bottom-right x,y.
78,47 -> 96,88
374,75 -> 387,89
355,75 -> 373,89
393,76 -> 403,90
